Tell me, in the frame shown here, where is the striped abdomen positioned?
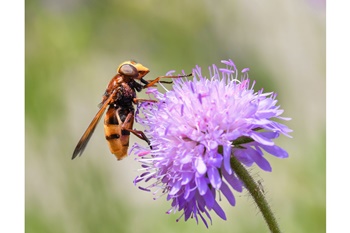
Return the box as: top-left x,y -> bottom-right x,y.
104,105 -> 134,160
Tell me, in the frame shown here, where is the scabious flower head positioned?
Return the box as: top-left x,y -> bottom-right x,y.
132,59 -> 292,227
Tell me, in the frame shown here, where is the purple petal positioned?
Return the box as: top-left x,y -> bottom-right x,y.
197,211 -> 209,228
225,130 -> 242,141
202,188 -> 215,208
247,148 -> 272,172
220,181 -> 235,206
169,181 -> 181,195
181,172 -> 193,185
195,176 -> 208,195
256,110 -> 278,118
233,149 -> 254,167
259,131 -> 279,139
184,204 -> 192,221
222,168 -> 243,192
249,132 -> 274,146
196,191 -> 206,208
223,144 -> 232,174
201,208 -> 212,226
271,121 -> 293,135
184,184 -> 195,200
243,104 -> 258,117
207,166 -> 222,189
208,140 -> 218,150
208,150 -> 223,168
184,186 -> 191,199
195,157 -> 207,175
212,201 -> 227,220
261,144 -> 289,158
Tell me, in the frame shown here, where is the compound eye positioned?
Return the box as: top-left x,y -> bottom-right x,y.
119,64 -> 138,77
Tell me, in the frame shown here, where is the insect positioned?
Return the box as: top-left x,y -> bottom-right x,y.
72,60 -> 191,160
257,180 -> 265,194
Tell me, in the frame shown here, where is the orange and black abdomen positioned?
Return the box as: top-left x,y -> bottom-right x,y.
104,105 -> 134,160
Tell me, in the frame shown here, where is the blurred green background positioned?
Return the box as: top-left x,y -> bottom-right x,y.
25,0 -> 325,232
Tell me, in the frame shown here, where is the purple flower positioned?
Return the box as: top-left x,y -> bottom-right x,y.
132,59 -> 292,227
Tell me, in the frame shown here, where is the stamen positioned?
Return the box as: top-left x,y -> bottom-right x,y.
165,70 -> 176,76
138,186 -> 151,192
190,82 -> 195,93
198,93 -> 202,104
242,67 -> 250,73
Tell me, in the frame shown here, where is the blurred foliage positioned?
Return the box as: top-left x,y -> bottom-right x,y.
26,0 -> 325,232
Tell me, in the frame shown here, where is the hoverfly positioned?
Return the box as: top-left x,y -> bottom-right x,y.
72,60 -> 191,160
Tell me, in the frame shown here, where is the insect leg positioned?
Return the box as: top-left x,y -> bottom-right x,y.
133,98 -> 157,104
128,129 -> 151,145
142,73 -> 192,88
140,77 -> 173,85
116,108 -> 151,145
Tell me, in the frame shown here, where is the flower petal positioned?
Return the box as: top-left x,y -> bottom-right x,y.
246,147 -> 272,172
223,144 -> 232,174
202,188 -> 215,209
184,183 -> 195,200
207,166 -> 222,189
195,176 -> 208,195
222,168 -> 243,192
169,181 -> 182,195
181,172 -> 193,185
207,150 -> 223,168
195,157 -> 207,175
249,132 -> 274,146
212,201 -> 227,220
261,144 -> 289,158
220,181 -> 235,206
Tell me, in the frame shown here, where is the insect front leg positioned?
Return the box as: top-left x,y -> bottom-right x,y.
133,98 -> 157,105
142,73 -> 192,88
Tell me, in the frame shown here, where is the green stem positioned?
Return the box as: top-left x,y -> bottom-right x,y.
230,154 -> 281,233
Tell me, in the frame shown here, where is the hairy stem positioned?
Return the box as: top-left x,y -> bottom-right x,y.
230,154 -> 281,233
